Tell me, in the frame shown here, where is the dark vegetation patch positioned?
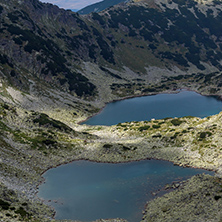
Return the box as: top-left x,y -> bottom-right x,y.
152,134 -> 162,138
199,131 -> 212,139
171,119 -> 183,126
117,123 -> 127,127
6,25 -> 55,54
138,125 -> 150,131
92,12 -> 106,26
152,124 -> 161,129
15,207 -> 30,218
214,195 -> 222,201
170,132 -> 180,139
122,145 -> 131,151
142,84 -> 170,93
66,72 -> 96,97
0,54 -> 13,67
29,134 -> 58,150
142,88 -> 157,93
33,113 -> 72,132
91,26 -> 115,64
2,103 -> 9,110
110,83 -> 142,96
111,83 -> 133,89
7,10 -> 35,26
5,23 -> 96,97
0,5 -> 3,14
160,52 -> 189,67
103,144 -> 112,149
10,70 -> 17,77
0,199 -> 11,210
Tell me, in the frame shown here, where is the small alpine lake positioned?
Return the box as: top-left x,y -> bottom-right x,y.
38,90 -> 222,222
82,90 -> 222,125
38,160 -> 213,222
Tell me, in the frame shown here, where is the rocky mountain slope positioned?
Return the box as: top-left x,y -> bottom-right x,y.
1,0 -> 222,105
1,0 -> 222,221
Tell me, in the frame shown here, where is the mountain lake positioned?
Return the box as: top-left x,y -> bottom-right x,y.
38,90 -> 220,221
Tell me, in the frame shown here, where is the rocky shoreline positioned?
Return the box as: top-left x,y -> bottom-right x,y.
1,86 -> 222,221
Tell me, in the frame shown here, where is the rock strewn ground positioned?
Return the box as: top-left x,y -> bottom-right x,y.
142,174 -> 222,222
1,83 -> 222,221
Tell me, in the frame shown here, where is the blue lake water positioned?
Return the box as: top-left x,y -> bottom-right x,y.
82,90 -> 222,125
38,90 -> 220,222
38,160 -> 213,222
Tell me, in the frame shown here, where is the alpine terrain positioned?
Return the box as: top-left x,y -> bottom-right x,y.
1,0 -> 222,221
